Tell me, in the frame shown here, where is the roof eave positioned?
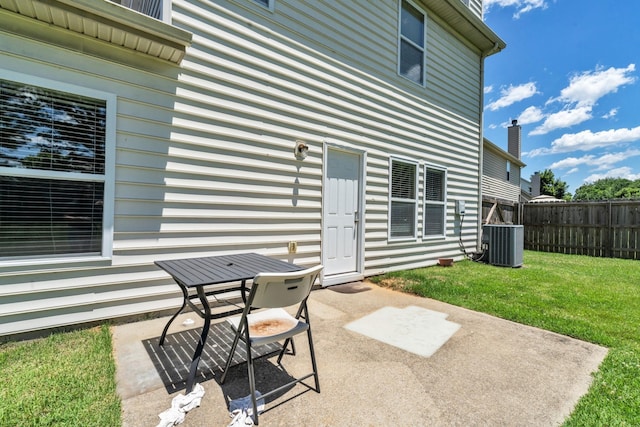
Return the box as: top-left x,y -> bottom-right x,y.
425,0 -> 506,56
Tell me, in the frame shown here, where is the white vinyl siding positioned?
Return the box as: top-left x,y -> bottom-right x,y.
424,165 -> 447,237
460,0 -> 483,19
469,0 -> 483,19
389,158 -> 418,240
0,0 -> 488,336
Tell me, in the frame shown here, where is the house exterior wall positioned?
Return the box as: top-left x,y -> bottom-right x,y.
482,145 -> 521,203
0,0 -> 499,336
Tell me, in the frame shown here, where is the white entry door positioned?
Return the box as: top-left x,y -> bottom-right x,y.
323,147 -> 363,281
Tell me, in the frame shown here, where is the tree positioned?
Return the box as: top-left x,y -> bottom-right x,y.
573,178 -> 640,201
539,169 -> 571,200
0,81 -> 105,172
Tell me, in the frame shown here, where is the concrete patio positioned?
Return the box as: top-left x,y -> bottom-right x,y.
112,281 -> 607,426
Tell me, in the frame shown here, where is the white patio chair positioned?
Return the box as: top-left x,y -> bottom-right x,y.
220,264 -> 323,425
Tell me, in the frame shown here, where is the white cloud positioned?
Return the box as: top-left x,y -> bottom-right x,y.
524,146 -> 550,156
483,0 -> 548,18
526,146 -> 551,156
529,106 -> 593,135
517,106 -> 544,125
528,126 -> 640,157
527,64 -> 636,136
485,82 -> 538,111
584,167 -> 640,183
549,149 -> 640,171
548,155 -> 596,169
551,126 -> 640,153
555,64 -> 636,107
596,150 -> 640,169
484,85 -> 494,94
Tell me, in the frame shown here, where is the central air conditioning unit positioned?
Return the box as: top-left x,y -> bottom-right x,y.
482,224 -> 524,267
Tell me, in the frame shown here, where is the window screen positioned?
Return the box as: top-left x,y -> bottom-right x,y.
0,79 -> 107,259
399,0 -> 425,85
390,159 -> 417,239
424,166 -> 446,236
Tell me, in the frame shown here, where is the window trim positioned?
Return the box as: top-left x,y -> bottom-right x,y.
398,0 -> 427,86
388,156 -> 419,241
161,0 -> 172,23
0,69 -> 116,267
423,163 -> 447,238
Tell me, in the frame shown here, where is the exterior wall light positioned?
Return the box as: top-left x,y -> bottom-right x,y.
294,140 -> 309,160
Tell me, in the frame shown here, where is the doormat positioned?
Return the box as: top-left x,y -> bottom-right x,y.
143,322 -> 281,393
344,305 -> 460,357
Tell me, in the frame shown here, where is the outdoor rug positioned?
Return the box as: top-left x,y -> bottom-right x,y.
143,322 -> 280,393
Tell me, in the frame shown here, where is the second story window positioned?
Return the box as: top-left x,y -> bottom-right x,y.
253,0 -> 275,10
399,0 -> 426,85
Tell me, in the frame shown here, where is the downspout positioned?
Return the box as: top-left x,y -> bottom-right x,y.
477,42 -> 502,251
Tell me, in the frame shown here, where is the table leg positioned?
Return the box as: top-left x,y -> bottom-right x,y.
159,284 -> 188,346
240,279 -> 247,303
185,285 -> 211,393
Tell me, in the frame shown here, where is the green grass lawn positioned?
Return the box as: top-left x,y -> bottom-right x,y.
370,250 -> 640,426
0,325 -> 121,427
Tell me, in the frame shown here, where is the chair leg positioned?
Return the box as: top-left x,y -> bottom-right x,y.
276,337 -> 296,365
306,327 -> 320,393
220,325 -> 244,384
245,339 -> 260,425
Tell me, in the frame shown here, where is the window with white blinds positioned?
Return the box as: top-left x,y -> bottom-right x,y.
424,165 -> 447,237
0,78 -> 108,260
389,158 -> 418,239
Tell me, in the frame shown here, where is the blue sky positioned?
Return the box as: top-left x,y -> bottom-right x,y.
481,0 -> 640,195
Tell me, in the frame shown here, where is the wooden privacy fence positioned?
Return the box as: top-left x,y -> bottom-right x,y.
522,200 -> 640,260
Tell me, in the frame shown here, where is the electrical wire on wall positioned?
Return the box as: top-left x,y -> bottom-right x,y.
457,211 -> 470,258
457,209 -> 487,263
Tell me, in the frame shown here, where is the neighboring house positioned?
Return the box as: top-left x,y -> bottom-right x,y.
482,120 -> 525,224
520,176 -> 533,202
520,171 -> 541,202
0,0 -> 504,337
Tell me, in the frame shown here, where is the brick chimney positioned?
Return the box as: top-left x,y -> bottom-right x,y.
508,119 -> 521,160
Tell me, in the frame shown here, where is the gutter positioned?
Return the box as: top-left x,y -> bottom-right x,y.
477,42 -> 503,251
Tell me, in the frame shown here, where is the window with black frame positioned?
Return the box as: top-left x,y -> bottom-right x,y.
0,79 -> 106,260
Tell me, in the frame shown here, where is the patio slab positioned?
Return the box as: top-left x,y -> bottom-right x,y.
112,281 -> 608,426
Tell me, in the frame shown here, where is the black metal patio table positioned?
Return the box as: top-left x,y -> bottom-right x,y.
154,252 -> 303,393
